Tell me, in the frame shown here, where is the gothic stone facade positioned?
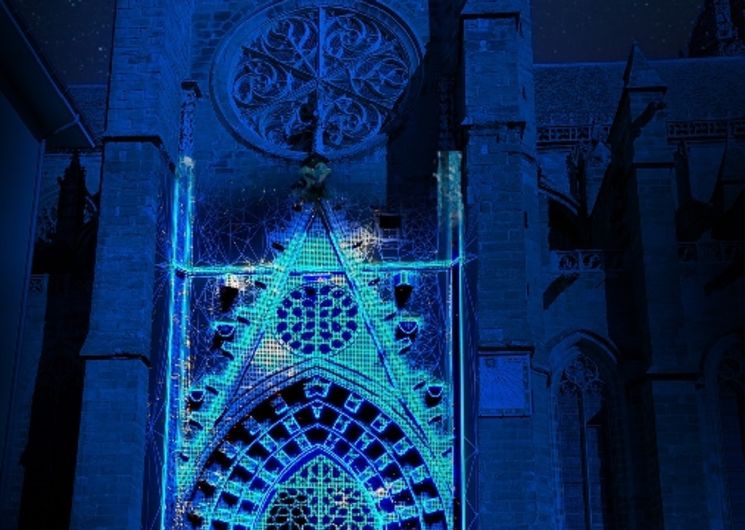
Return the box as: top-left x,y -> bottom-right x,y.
2,1 -> 745,529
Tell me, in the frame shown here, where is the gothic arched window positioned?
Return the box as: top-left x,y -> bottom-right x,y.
555,353 -> 616,530
717,347 -> 745,528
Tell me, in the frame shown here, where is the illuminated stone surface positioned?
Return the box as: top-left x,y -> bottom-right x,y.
212,2 -> 421,159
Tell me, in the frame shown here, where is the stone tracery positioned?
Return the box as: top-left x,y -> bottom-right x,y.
214,3 -> 420,159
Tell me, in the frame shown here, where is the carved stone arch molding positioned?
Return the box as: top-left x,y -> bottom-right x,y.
546,330 -> 624,443
545,330 -> 632,530
184,373 -> 448,530
210,0 -> 423,160
542,329 -> 620,381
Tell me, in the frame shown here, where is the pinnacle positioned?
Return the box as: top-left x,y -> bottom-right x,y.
623,42 -> 665,89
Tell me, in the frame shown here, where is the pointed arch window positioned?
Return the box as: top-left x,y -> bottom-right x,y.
556,353 -> 616,530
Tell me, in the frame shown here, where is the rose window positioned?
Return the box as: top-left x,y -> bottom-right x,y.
212,2 -> 421,159
275,282 -> 359,355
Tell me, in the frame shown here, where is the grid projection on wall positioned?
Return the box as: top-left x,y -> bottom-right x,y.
162,156 -> 464,530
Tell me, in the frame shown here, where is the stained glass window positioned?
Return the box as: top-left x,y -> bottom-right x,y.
556,354 -> 615,530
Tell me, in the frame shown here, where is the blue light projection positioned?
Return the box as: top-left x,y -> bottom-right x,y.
163,181 -> 464,529
163,164 -> 467,528
162,9 -> 464,528
264,456 -> 377,529
274,282 -> 360,356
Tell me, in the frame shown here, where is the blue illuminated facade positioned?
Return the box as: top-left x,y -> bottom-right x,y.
157,6 -> 464,525
2,0 -> 745,529
164,162 -> 463,529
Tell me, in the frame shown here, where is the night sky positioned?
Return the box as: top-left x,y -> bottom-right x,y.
10,0 -> 706,85
532,0 -> 704,62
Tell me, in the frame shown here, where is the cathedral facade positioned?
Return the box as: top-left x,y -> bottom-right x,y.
1,0 -> 744,529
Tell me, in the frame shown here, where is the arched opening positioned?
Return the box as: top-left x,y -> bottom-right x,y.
184,375 -> 447,530
263,454 -> 377,530
548,334 -> 625,530
548,199 -> 586,251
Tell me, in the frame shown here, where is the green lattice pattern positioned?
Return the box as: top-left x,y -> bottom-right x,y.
172,200 -> 456,530
262,455 -> 378,530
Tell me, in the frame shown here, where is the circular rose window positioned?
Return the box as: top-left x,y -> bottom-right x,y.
212,2 -> 421,159
274,282 -> 359,355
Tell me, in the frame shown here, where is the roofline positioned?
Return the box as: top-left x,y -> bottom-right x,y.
534,60 -> 626,68
534,54 -> 745,69
0,0 -> 95,149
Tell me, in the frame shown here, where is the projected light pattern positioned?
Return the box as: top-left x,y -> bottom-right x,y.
192,190 -> 440,267
274,282 -> 360,356
186,374 -> 448,530
164,191 -> 460,530
163,146 -> 461,529
264,456 -> 376,530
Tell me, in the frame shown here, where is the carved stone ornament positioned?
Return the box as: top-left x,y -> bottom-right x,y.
559,353 -> 605,396
212,1 -> 421,159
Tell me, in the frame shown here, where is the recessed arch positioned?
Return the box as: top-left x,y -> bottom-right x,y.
189,360 -> 438,484
183,374 -> 448,530
262,452 -> 379,530
542,329 -> 620,380
545,330 -> 629,530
